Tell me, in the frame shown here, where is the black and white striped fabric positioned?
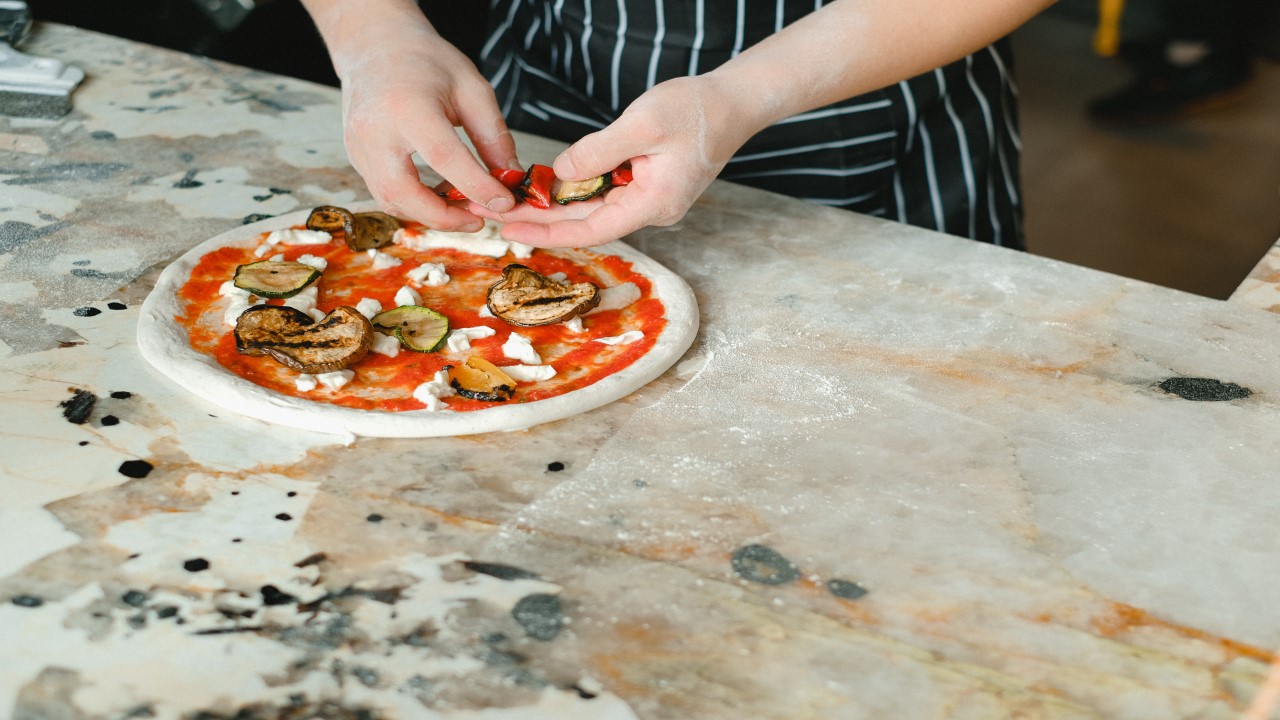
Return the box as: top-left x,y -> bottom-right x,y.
479,0 -> 1024,248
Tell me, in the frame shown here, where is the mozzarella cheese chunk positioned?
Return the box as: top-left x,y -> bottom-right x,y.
502,364 -> 557,382
283,286 -> 319,314
412,369 -> 456,412
502,332 -> 542,364
446,326 -> 496,353
407,262 -> 450,287
267,228 -> 332,246
316,369 -> 355,391
219,280 -> 250,298
585,282 -> 641,315
478,304 -> 495,318
223,293 -> 251,327
368,249 -> 403,270
394,285 -> 422,308
594,330 -> 644,345
354,297 -> 382,320
562,316 -> 584,333
393,220 -> 522,259
295,254 -> 328,271
370,332 -> 401,358
295,373 -> 318,392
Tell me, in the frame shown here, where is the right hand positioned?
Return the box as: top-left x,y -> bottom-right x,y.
331,15 -> 521,231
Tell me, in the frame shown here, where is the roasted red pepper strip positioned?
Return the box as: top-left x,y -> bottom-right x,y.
518,164 -> 556,209
438,168 -> 528,201
490,168 -> 526,190
610,165 -> 633,187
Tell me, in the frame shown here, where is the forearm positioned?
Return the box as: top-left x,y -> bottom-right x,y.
706,0 -> 1055,132
300,0 -> 441,81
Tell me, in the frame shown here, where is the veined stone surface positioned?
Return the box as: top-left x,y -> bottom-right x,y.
3,22 -> 1280,720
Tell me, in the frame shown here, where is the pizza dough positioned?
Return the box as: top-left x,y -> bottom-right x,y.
137,203 -> 699,438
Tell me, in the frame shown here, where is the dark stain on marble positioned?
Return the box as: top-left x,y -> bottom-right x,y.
183,558 -> 210,572
101,415 -> 120,426
11,594 -> 44,608
111,391 -> 133,399
260,585 -> 297,606
71,268 -> 133,281
1157,377 -> 1252,401
546,461 -> 566,472
464,561 -> 540,581
72,306 -> 101,317
173,169 -> 203,189
1,162 -> 130,185
60,388 -> 96,423
512,593 -> 563,641
187,698 -> 383,720
295,552 -> 327,567
297,585 -> 406,613
275,513 -> 293,521
0,219 -> 65,252
89,130 -> 116,140
366,513 -> 384,523
121,105 -> 180,113
118,459 -> 153,478
732,544 -> 801,586
826,579 -> 868,600
253,187 -> 292,202
121,590 -> 148,607
108,301 -> 127,310
243,213 -> 276,224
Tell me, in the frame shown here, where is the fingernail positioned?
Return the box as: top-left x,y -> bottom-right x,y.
487,196 -> 514,213
553,154 -> 574,177
462,219 -> 484,232
505,158 -> 524,170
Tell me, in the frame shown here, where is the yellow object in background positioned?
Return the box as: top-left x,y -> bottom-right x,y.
1094,0 -> 1126,56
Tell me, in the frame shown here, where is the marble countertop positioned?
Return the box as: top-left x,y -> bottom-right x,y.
5,24 -> 1280,720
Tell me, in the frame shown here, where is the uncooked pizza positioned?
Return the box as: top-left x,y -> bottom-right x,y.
137,202 -> 698,437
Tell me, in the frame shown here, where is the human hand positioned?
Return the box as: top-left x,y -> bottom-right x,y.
332,15 -> 521,232
474,75 -> 759,247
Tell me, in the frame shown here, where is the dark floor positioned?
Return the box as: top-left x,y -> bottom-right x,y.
27,0 -> 1280,299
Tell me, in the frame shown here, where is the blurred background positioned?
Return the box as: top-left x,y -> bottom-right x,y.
25,0 -> 1280,300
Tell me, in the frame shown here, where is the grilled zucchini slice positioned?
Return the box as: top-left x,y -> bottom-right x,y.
371,306 -> 450,353
553,174 -> 608,204
232,260 -> 321,299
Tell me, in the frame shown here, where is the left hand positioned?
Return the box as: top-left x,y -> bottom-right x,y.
472,75 -> 759,247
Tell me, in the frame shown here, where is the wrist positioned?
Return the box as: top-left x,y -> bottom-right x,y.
302,0 -> 438,81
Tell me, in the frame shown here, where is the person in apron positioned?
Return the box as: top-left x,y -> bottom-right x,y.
300,0 -> 1052,250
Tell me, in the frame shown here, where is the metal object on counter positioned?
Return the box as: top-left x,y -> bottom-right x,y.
0,1 -> 83,119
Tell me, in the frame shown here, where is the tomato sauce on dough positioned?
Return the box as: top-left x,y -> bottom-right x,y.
176,225 -> 667,413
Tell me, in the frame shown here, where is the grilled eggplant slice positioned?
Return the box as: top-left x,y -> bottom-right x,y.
232,260 -> 321,298
448,356 -> 515,402
349,211 -> 401,251
371,305 -> 450,352
234,305 -> 373,374
486,264 -> 600,327
306,205 -> 353,237
305,205 -> 401,252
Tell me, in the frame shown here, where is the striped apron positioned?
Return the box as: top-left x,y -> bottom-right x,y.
479,0 -> 1024,248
